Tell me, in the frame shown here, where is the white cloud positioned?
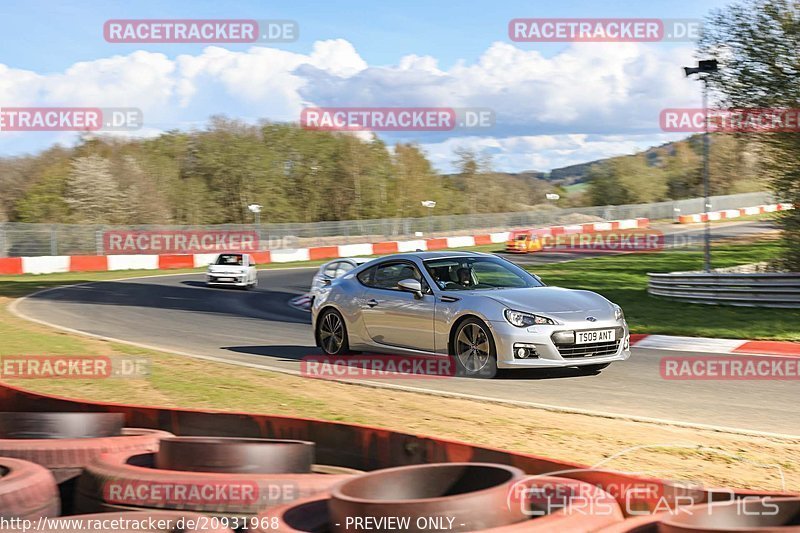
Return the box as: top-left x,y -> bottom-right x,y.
0,39 -> 698,170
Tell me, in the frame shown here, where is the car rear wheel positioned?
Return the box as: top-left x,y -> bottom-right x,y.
317,309 -> 350,356
452,318 -> 497,378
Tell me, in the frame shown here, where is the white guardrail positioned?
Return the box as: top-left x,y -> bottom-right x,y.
647,272 -> 800,308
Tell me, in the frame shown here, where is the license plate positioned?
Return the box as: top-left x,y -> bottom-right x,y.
217,277 -> 233,282
575,329 -> 615,344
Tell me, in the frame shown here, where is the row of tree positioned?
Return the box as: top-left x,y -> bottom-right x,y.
0,119 -> 767,226
586,134 -> 766,206
0,119 -> 558,226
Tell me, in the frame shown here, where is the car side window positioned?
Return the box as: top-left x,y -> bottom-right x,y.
324,262 -> 339,277
336,262 -> 355,277
356,266 -> 375,286
362,261 -> 429,292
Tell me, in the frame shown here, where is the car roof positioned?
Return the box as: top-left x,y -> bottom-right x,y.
375,251 -> 486,261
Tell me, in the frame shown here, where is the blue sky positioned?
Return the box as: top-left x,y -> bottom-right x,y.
0,0 -> 734,171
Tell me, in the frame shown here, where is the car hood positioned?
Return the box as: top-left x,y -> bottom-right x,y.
483,287 -> 613,318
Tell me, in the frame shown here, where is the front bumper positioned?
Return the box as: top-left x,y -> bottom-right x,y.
206,274 -> 248,287
488,319 -> 631,369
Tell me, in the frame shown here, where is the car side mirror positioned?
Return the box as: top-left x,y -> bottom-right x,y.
321,278 -> 332,286
397,278 -> 423,298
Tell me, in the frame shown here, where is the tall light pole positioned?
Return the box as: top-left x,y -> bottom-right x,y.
248,204 -> 262,225
421,200 -> 436,235
683,59 -> 718,273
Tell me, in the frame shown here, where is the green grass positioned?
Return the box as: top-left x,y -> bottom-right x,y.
528,240 -> 800,340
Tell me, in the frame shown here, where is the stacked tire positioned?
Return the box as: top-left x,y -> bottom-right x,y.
0,412 -> 172,515
75,437 -> 355,518
0,413 -> 171,484
255,462 -> 625,532
0,457 -> 60,519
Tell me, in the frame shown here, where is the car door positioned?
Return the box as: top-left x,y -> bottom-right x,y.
359,260 -> 435,352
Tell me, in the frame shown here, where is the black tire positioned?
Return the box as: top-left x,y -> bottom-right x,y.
575,363 -> 611,374
451,318 -> 498,378
316,309 -> 351,355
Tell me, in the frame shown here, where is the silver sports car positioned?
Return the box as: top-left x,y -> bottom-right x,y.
311,251 -> 630,378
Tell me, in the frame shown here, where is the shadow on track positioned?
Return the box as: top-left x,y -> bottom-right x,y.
24,279 -> 311,324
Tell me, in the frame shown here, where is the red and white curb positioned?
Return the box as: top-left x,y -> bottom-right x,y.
0,217 -> 649,276
678,202 -> 794,224
630,334 -> 800,357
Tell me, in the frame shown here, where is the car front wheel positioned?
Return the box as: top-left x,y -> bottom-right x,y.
452,318 -> 497,378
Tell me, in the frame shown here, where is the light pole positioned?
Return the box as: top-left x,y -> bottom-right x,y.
683,59 -> 718,273
421,200 -> 436,235
248,204 -> 263,250
248,204 -> 262,225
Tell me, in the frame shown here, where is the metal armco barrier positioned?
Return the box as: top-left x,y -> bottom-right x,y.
0,382 -> 796,531
648,272 -> 800,308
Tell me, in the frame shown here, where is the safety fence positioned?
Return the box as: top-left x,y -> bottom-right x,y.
648,271 -> 800,308
0,218 -> 648,275
0,192 -> 772,257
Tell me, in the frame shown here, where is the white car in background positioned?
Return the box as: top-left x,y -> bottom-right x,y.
206,253 -> 258,289
309,257 -> 371,300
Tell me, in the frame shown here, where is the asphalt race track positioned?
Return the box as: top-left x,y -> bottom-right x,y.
15,221 -> 798,436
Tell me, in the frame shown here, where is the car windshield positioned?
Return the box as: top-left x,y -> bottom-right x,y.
423,256 -> 543,291
216,254 -> 243,266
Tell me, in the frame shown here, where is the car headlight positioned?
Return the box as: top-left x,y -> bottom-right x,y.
614,305 -> 624,321
504,309 -> 556,327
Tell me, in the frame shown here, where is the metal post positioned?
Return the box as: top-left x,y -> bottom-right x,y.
702,78 -> 711,273
50,226 -> 57,256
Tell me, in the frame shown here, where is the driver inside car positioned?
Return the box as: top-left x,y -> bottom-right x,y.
457,267 -> 473,287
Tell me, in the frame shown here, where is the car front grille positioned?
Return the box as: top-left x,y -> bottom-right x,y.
557,340 -> 620,359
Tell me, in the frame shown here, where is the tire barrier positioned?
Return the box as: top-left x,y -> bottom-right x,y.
2,511 -> 234,532
0,412 -> 171,484
658,497 -> 800,532
155,437 -> 315,474
329,463 -> 528,532
255,465 -> 625,532
0,457 -> 60,519
0,385 -> 797,531
0,412 -> 125,439
75,440 -> 354,517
